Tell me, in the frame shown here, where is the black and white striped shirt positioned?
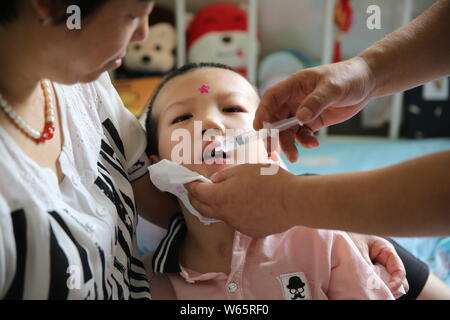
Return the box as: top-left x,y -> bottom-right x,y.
0,73 -> 150,300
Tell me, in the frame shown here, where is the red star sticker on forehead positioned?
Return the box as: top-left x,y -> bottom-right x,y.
198,85 -> 211,94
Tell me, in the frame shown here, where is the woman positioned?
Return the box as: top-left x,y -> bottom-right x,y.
0,0 -> 179,300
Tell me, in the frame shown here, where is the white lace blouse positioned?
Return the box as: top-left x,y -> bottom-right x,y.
0,73 -> 151,300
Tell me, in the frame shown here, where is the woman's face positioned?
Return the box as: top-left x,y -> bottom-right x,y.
36,0 -> 154,84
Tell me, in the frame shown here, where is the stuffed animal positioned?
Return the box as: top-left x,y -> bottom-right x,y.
117,4 -> 177,78
187,3 -> 256,78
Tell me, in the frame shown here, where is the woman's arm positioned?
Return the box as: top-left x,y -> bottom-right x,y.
287,151 -> 450,237
186,151 -> 450,237
132,174 -> 179,229
360,0 -> 450,98
143,252 -> 177,300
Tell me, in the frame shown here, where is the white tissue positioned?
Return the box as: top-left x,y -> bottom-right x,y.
148,159 -> 221,225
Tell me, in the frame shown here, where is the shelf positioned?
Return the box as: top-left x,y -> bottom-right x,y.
173,0 -> 414,139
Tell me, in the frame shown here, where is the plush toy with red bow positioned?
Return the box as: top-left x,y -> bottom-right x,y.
187,3 -> 256,78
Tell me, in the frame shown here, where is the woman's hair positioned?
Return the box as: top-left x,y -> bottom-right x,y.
0,0 -> 108,26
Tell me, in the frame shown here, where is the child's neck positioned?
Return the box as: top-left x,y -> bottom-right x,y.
179,206 -> 236,275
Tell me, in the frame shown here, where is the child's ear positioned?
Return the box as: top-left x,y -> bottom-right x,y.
149,155 -> 161,165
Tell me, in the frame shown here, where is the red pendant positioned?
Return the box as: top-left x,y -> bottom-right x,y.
34,122 -> 55,144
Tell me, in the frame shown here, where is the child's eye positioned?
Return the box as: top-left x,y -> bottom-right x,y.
172,114 -> 192,124
223,106 -> 245,113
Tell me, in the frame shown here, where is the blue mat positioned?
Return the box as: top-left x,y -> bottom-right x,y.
282,137 -> 450,285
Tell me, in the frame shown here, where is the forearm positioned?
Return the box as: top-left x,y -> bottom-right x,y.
132,173 -> 179,229
359,0 -> 450,98
286,151 -> 450,237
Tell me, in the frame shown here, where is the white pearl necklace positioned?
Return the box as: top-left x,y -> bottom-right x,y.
0,79 -> 56,143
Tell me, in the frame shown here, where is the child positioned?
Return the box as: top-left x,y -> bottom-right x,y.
143,62 -> 398,300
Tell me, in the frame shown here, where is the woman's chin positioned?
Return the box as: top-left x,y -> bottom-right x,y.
78,71 -> 105,83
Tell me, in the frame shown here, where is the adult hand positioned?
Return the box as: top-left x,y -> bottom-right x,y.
185,164 -> 297,238
254,57 -> 376,162
348,233 -> 409,297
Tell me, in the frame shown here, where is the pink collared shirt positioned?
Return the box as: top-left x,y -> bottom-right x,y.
151,220 -> 395,300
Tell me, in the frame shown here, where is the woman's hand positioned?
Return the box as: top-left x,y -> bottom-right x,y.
186,164 -> 297,238
348,233 -> 409,297
254,57 -> 376,162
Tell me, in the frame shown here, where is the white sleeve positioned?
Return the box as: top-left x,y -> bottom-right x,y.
0,197 -> 16,299
93,72 -> 150,182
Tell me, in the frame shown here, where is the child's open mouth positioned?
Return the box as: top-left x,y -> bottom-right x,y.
202,141 -> 231,163
203,149 -> 231,163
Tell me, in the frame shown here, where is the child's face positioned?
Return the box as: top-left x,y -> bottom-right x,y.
151,68 -> 270,178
